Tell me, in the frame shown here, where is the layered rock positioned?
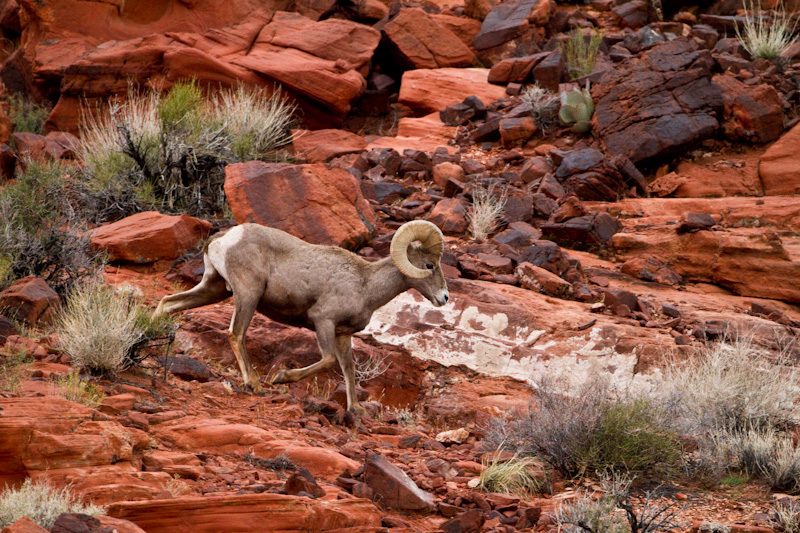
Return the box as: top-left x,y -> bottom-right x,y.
0,277 -> 60,327
713,73 -> 784,143
107,494 -> 382,533
90,212 -> 212,264
0,397 -> 169,503
291,129 -> 367,163
594,38 -> 723,166
224,161 -> 376,249
759,121 -> 800,195
42,12 -> 380,132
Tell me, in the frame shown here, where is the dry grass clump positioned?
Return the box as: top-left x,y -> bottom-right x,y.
0,479 -> 103,529
479,451 -> 543,495
469,183 -> 507,242
735,0 -> 798,59
560,29 -> 603,79
0,349 -> 31,393
58,279 -> 176,376
519,84 -> 559,132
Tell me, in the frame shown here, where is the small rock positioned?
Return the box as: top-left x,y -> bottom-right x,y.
364,452 -> 435,510
0,276 -> 60,327
284,467 -> 325,498
161,356 -> 213,383
435,428 -> 470,444
439,509 -> 485,533
676,212 -> 717,234
516,262 -> 574,299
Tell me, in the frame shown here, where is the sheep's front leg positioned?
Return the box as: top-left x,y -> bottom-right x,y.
228,294 -> 262,393
335,335 -> 365,416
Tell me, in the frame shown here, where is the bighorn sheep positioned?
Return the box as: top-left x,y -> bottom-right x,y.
153,220 -> 449,415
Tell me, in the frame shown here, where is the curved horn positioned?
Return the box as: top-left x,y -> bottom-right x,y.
390,220 -> 444,279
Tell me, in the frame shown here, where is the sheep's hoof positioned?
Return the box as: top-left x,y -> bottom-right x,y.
349,404 -> 366,417
245,379 -> 264,394
271,369 -> 289,385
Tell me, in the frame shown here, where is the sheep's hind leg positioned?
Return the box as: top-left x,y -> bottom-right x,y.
228,294 -> 263,393
272,320 -> 337,385
153,258 -> 230,318
334,335 -> 365,416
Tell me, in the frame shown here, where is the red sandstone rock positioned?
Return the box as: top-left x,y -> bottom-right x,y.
364,452 -> 435,510
427,198 -> 469,235
516,262 -> 573,298
431,14 -> 483,49
398,68 -> 506,115
760,121 -> 800,195
620,254 -> 683,286
0,276 -> 60,327
90,212 -> 212,264
713,73 -> 784,143
0,517 -> 47,533
381,8 -> 476,70
224,161 -> 376,249
107,494 -> 382,532
96,517 -> 147,533
291,129 -> 366,162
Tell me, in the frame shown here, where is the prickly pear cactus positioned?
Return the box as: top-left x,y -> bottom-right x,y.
558,88 -> 594,134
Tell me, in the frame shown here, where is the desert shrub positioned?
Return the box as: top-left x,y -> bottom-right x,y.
58,279 -> 176,375
53,371 -> 105,408
468,182 -> 506,242
0,478 -> 103,529
8,94 -> 50,134
519,84 -> 559,133
770,499 -> 800,533
721,429 -> 800,493
0,160 -> 96,293
555,475 -> 683,533
479,452 -> 543,495
561,29 -> 603,79
77,81 -> 297,222
735,0 -> 798,59
664,337 -> 800,435
484,377 -> 679,478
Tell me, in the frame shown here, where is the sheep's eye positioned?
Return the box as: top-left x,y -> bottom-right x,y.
425,263 -> 434,270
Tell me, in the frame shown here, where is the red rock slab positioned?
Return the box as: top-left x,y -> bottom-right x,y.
367,113 -> 457,154
398,68 -> 506,114
96,516 -> 147,533
381,8 -> 475,70
590,196 -> 800,233
223,161 -> 376,249
107,493 -> 382,532
760,121 -> 800,195
90,211 -> 212,264
613,227 -> 800,303
431,14 -> 482,50
0,276 -> 60,327
0,517 -> 48,533
31,465 -> 171,505
292,129 -> 367,162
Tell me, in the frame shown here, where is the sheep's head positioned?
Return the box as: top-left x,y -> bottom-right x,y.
390,220 -> 449,307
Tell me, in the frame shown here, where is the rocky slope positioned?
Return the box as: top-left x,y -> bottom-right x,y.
2,0 -> 800,531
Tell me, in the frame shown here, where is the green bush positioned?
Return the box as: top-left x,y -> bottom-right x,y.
578,398 -> 681,475
77,81 -> 297,222
484,377 -> 680,478
0,160 -> 96,293
8,94 -> 51,135
561,30 -> 603,79
54,371 -> 106,408
0,478 -> 102,529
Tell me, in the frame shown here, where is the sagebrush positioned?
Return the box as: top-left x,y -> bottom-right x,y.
77,80 -> 297,222
561,29 -> 603,79
0,479 -> 103,529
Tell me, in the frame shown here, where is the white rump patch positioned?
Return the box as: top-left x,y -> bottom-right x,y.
208,225 -> 246,292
